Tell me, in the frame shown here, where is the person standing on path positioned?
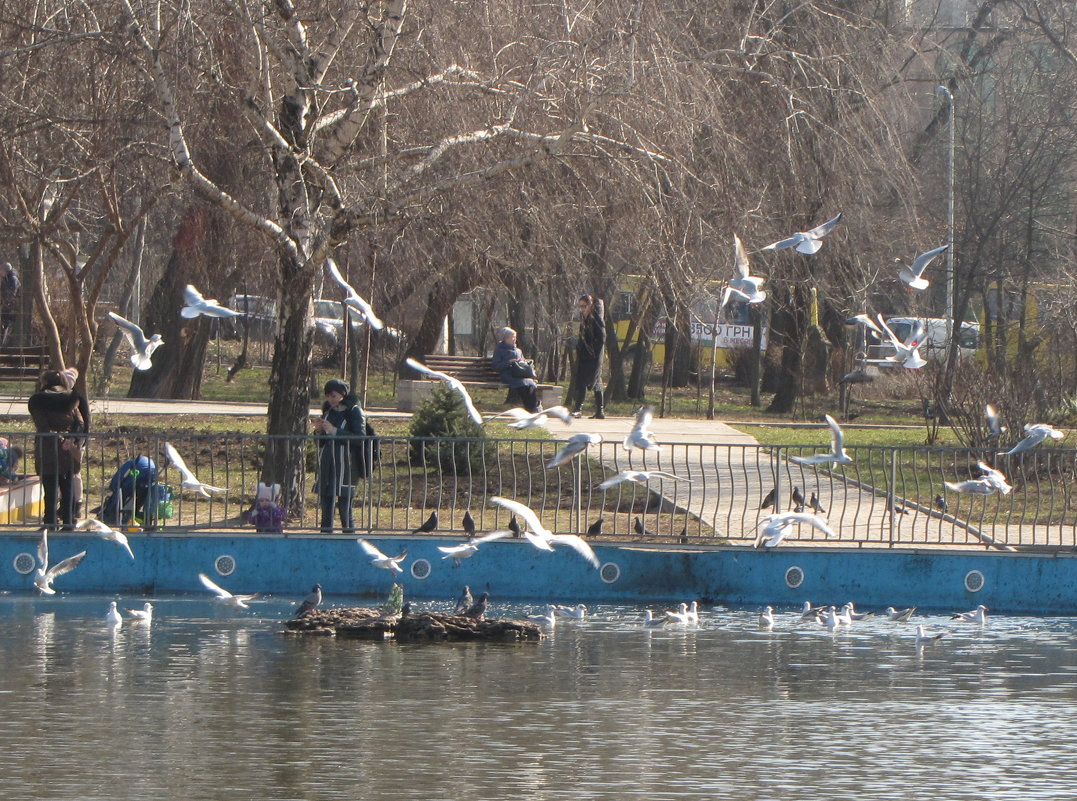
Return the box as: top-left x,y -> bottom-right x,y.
569,295 -> 606,419
0,262 -> 20,346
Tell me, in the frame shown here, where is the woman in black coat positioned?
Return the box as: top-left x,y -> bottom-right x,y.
28,369 -> 90,529
570,295 -> 606,418
313,378 -> 369,533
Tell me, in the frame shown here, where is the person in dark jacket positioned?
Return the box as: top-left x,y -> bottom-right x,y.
569,295 -> 606,418
490,326 -> 540,413
28,368 -> 90,529
0,262 -> 20,346
313,378 -> 369,533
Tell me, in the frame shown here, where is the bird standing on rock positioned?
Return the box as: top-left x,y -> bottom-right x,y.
465,592 -> 489,620
454,585 -> 473,614
295,584 -> 322,618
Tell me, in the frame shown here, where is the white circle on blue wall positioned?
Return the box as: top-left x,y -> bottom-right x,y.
785,565 -> 805,589
599,562 -> 621,584
964,569 -> 985,593
215,555 -> 236,576
410,558 -> 432,580
13,552 -> 35,575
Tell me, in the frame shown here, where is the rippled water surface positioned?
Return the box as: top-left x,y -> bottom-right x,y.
2,594 -> 1077,800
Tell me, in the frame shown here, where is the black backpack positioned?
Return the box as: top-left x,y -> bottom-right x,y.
365,420 -> 380,464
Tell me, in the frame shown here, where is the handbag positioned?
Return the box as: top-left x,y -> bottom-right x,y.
508,360 -> 536,379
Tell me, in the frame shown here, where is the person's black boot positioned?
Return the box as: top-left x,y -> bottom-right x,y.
591,389 -> 605,419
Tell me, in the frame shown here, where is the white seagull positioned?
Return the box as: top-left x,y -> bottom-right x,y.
489,406 -> 573,429
33,530 -> 87,595
896,245 -> 948,290
759,606 -> 775,630
845,313 -> 886,338
800,601 -> 821,621
555,603 -> 588,620
325,258 -> 384,330
528,604 -> 558,626
126,602 -> 154,624
75,518 -> 135,560
163,442 -> 224,497
945,461 -> 1012,495
108,312 -> 163,371
665,602 -> 694,626
180,285 -> 243,319
876,315 -> 927,370
357,539 -> 408,574
755,512 -> 837,548
489,496 -> 600,569
597,470 -> 689,490
106,601 -> 123,628
404,357 -> 483,425
719,234 -> 766,309
198,573 -> 260,609
437,530 -> 512,564
985,404 -> 1007,439
642,609 -> 668,627
841,602 -> 872,621
547,433 -> 602,469
885,606 -> 916,622
794,414 -> 853,465
952,604 -> 988,624
1000,423 -> 1065,457
623,406 -> 660,452
915,625 -> 946,645
761,212 -> 843,255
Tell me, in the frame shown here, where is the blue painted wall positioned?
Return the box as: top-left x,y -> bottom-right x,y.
5,531 -> 1076,613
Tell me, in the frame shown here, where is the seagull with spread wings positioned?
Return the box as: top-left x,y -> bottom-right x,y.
33,530 -> 87,595
181,285 -> 243,319
75,518 -> 135,560
623,406 -> 660,452
896,245 -> 948,290
546,433 -> 602,468
761,212 -> 842,255
792,415 -> 853,465
754,512 -> 837,548
487,405 -> 573,429
876,315 -> 927,370
108,312 -> 163,371
719,234 -> 766,310
489,496 -> 600,569
325,258 -> 384,330
357,538 -> 408,574
404,358 -> 483,425
163,442 -> 224,497
597,470 -> 689,490
198,572 -> 259,609
437,530 -> 512,566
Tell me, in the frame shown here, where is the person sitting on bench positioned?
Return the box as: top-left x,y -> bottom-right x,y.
491,326 -> 541,413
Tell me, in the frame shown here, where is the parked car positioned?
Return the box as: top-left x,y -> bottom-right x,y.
226,295 -> 277,338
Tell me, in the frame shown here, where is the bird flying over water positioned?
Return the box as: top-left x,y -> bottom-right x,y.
75,517 -> 134,560
33,530 -> 86,595
357,539 -> 408,574
181,285 -> 243,319
896,245 -> 948,290
761,212 -> 842,255
163,442 -> 224,497
405,358 -> 482,425
489,496 -> 600,569
437,530 -> 512,565
325,258 -> 383,330
198,572 -> 259,609
108,312 -> 163,371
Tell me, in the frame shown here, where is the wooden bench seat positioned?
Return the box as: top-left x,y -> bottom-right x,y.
0,346 -> 47,381
396,353 -> 563,412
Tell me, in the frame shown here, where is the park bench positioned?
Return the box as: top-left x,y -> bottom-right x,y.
396,354 -> 563,412
0,346 -> 47,382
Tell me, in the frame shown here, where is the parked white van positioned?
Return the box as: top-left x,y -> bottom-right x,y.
867,317 -> 980,363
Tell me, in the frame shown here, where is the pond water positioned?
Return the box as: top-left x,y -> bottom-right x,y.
1,593 -> 1076,801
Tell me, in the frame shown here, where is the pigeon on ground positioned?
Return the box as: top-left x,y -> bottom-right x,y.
760,487 -> 776,509
808,492 -> 826,514
461,511 -> 476,537
586,518 -> 604,537
791,486 -> 806,513
934,494 -> 948,513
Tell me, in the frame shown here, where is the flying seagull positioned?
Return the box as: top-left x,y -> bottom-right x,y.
755,512 -> 837,548
896,245 -> 949,290
719,234 -> 766,310
794,415 -> 853,465
404,357 -> 482,425
999,423 -> 1065,457
74,517 -> 135,560
181,285 -> 243,319
489,495 -> 600,569
598,470 -> 688,490
761,212 -> 843,255
357,539 -> 408,573
488,406 -> 573,429
198,572 -> 259,608
108,312 -> 163,371
876,315 -> 927,370
437,530 -> 512,565
985,404 -> 1007,439
547,433 -> 602,469
623,406 -> 660,452
294,584 -> 322,618
163,442 -> 224,497
945,461 -> 1012,495
325,258 -> 384,330
845,313 -> 886,338
33,530 -> 86,595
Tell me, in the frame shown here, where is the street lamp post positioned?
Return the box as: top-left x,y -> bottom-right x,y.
936,85 -> 955,365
